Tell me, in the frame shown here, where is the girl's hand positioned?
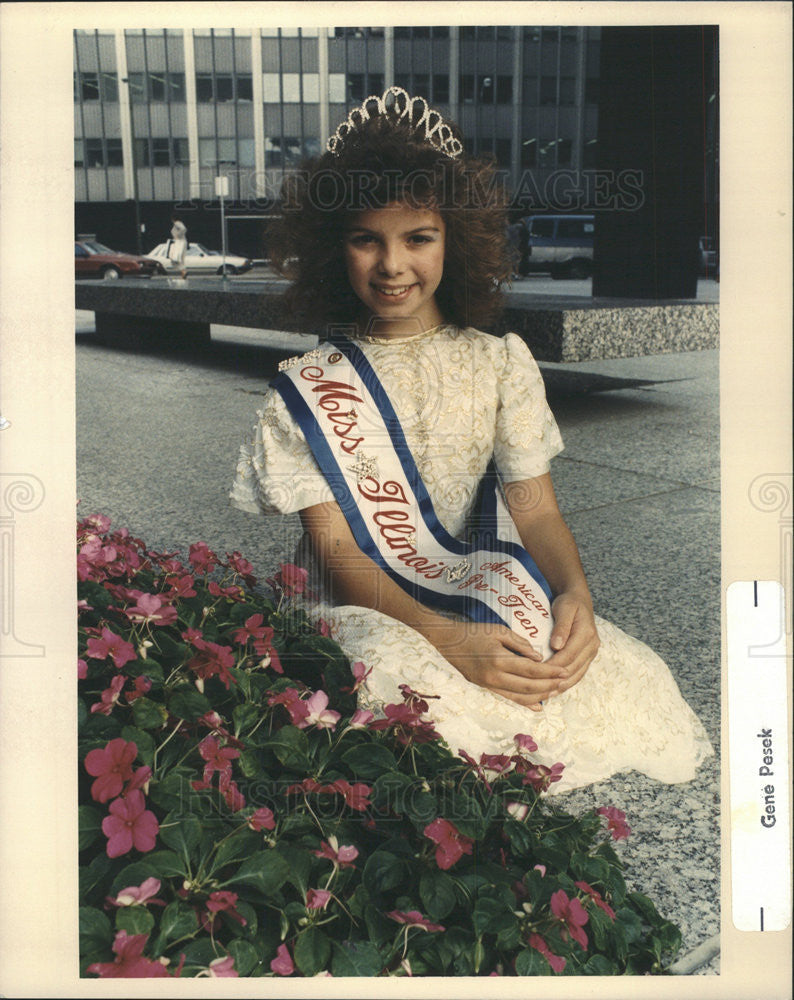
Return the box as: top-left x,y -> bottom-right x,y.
545,592 -> 600,695
428,621 -> 566,712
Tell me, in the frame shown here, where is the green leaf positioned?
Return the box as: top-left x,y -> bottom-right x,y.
167,687 -> 211,722
616,906 -> 644,944
419,868 -> 457,921
583,953 -> 617,975
227,938 -> 262,977
160,901 -> 198,941
120,726 -> 156,766
515,947 -> 554,975
78,804 -> 104,851
152,631 -> 189,661
220,850 -> 290,896
362,848 -> 410,896
131,696 -> 168,730
79,854 -> 112,904
177,937 -> 222,972
141,849 -> 188,878
79,906 -> 113,955
209,827 -> 261,873
275,844 -> 312,895
109,860 -> 161,897
331,940 -> 384,977
264,725 -> 312,771
341,742 -> 397,780
233,702 -> 261,736
472,894 -> 515,936
238,748 -> 262,778
115,905 -> 155,935
158,812 -> 202,861
294,927 -> 332,976
627,890 -> 664,926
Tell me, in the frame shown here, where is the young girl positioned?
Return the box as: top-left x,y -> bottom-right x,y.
231,88 -> 712,793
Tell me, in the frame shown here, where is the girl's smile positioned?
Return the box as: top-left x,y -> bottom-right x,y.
344,203 -> 446,338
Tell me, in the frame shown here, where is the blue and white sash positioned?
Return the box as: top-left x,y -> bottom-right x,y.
273,337 -> 555,658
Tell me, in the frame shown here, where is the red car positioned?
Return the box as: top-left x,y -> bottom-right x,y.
75,239 -> 165,280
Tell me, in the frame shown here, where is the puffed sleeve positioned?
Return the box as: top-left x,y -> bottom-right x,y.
229,385 -> 335,515
493,332 -> 564,481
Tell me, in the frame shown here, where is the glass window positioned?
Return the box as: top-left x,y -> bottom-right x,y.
395,73 -> 411,91
196,74 -> 214,102
150,73 -> 167,102
265,136 -> 283,166
301,73 -> 319,102
216,75 -> 234,102
85,138 -> 104,166
168,72 -> 186,102
329,74 -> 346,102
348,73 -> 365,102
557,138 -> 572,166
478,76 -> 494,103
413,27 -> 431,38
542,28 -> 559,42
496,76 -> 513,103
460,75 -> 474,102
237,74 -> 253,101
497,26 -> 513,40
524,27 -> 541,43
173,138 -> 190,164
369,73 -> 384,94
460,26 -> 476,40
282,73 -> 301,102
537,140 -> 555,169
557,218 -> 586,238
528,217 -> 555,238
128,73 -> 147,103
238,139 -> 255,166
431,26 -> 449,38
101,71 -> 118,102
540,76 -> 556,105
433,74 -> 449,103
263,73 -> 281,102
199,139 -> 217,166
583,138 -> 598,168
559,76 -> 576,105
218,139 -> 237,164
152,138 -> 171,166
496,138 -> 512,167
584,77 -> 599,105
74,139 -> 84,167
106,139 -> 123,166
520,138 -> 536,167
134,138 -> 149,167
414,73 -> 429,96
81,73 -> 100,101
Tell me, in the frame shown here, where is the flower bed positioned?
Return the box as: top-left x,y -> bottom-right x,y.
77,515 -> 682,978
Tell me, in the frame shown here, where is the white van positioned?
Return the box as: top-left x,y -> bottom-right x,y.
519,214 -> 595,279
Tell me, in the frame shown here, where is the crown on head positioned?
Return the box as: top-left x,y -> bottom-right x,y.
327,86 -> 464,160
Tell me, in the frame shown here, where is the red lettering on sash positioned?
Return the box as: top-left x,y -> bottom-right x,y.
360,481 -> 410,505
299,366 -> 365,453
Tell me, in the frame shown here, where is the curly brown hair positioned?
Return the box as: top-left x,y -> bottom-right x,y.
266,108 -> 513,334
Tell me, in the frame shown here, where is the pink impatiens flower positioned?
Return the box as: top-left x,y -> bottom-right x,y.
204,890 -> 247,929
514,732 -> 539,753
423,817 -> 474,870
226,550 -> 257,587
268,686 -> 310,727
268,562 -> 309,598
101,790 -> 160,858
387,910 -> 445,933
296,689 -> 341,731
186,636 -> 237,690
597,806 -> 631,841
78,658 -> 88,680
528,932 -> 567,973
125,592 -> 178,627
90,674 -> 127,716
519,761 -> 565,793
270,943 -> 295,976
247,806 -> 276,831
314,837 -> 358,868
188,541 -> 220,575
306,888 -> 333,910
84,738 -> 138,803
86,930 -> 172,978
348,708 -> 375,729
85,626 -> 137,669
575,880 -> 617,921
108,877 -> 163,908
330,779 -> 372,812
207,955 -> 238,978
550,888 -> 589,949
197,735 -> 240,790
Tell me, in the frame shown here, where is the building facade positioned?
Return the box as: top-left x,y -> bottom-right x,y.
73,25 -> 716,258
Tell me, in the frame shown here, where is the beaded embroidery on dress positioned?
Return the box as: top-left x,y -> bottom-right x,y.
231,326 -> 713,793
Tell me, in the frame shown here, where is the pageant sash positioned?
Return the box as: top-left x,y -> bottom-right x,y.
273,338 -> 555,658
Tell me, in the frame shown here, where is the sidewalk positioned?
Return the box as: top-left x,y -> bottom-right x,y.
75,317 -> 720,972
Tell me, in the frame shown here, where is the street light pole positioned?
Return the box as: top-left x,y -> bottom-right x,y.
121,75 -> 143,255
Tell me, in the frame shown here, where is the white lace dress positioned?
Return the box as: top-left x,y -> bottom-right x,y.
230,326 -> 713,793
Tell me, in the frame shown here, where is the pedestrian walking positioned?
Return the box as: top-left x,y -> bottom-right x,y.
169,213 -> 188,279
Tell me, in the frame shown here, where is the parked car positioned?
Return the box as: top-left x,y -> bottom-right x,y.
698,236 -> 718,277
75,239 -> 164,280
518,214 -> 595,279
146,241 -> 254,275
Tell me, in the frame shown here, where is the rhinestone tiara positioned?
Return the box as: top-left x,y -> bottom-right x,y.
327,86 -> 464,160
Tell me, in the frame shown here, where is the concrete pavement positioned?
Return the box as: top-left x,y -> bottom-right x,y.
75,312 -> 720,972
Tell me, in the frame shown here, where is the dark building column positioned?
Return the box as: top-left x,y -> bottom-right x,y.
592,26 -> 713,299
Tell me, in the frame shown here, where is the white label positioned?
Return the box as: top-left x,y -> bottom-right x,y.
727,580 -> 791,931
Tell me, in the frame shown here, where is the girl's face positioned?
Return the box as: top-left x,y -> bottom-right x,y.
343,202 -> 446,337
